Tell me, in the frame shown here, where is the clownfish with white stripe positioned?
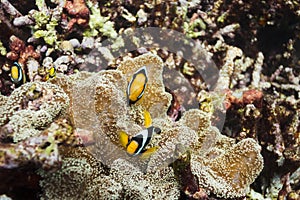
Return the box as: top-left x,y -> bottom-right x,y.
45,65 -> 56,81
10,62 -> 26,85
127,66 -> 148,105
49,65 -> 56,78
119,110 -> 161,158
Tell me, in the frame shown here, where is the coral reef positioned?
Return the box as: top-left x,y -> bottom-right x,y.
39,147 -> 113,199
0,81 -> 78,198
63,0 -> 90,31
0,82 -> 69,142
43,53 -> 263,199
28,0 -> 62,46
0,117 -> 77,169
0,0 -> 298,199
191,137 -> 263,198
6,35 -> 40,65
83,1 -> 117,38
39,147 -> 179,200
0,81 -> 77,170
5,35 -> 43,84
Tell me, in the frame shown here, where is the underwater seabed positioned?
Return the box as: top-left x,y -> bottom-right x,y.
0,0 -> 299,199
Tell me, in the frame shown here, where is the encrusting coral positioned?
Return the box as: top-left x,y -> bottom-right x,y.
41,53 -> 264,199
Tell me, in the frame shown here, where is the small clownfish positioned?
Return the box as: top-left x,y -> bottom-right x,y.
10,62 -> 26,85
127,66 -> 148,105
49,65 -> 56,78
45,66 -> 56,81
119,110 -> 161,157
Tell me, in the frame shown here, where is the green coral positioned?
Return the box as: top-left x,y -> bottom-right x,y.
31,0 -> 61,45
183,18 -> 206,38
33,23 -> 58,45
35,0 -> 48,11
83,1 -> 117,38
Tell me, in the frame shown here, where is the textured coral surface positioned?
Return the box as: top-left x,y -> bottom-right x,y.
0,0 -> 299,199
40,53 -> 263,199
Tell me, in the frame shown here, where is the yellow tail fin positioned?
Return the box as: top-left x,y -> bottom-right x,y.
140,146 -> 158,159
119,131 -> 129,148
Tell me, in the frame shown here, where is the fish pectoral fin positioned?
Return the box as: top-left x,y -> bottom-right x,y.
140,146 -> 158,159
143,110 -> 152,128
119,131 -> 129,148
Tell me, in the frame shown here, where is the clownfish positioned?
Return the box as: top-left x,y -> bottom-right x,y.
45,65 -> 56,81
49,65 -> 56,78
10,62 -> 26,85
127,66 -> 148,104
119,110 -> 161,157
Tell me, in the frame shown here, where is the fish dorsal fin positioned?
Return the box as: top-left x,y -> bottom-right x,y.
143,110 -> 152,128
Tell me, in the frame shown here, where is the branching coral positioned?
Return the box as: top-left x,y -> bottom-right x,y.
5,35 -> 41,83
6,35 -> 40,64
12,0 -> 63,46
63,0 -> 90,31
83,1 -> 117,38
31,1 -> 62,46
